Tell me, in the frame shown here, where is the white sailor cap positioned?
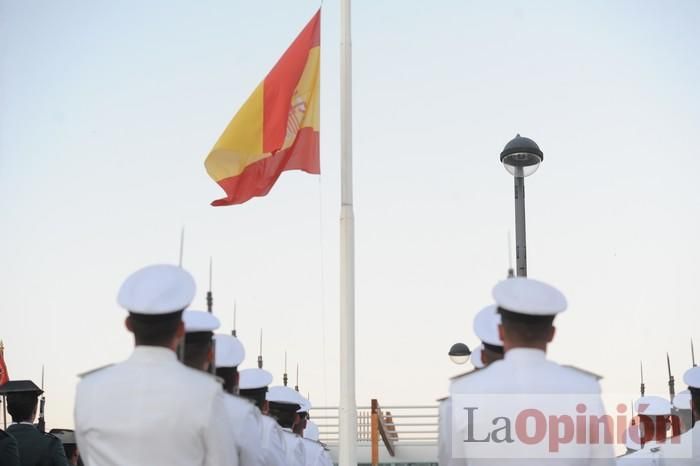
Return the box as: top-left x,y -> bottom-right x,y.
267,385 -> 303,408
471,345 -> 485,369
239,368 -> 274,390
635,396 -> 672,416
183,310 -> 220,333
304,421 -> 320,441
117,264 -> 196,314
214,334 -> 245,368
297,395 -> 312,413
492,277 -> 567,316
673,390 -> 692,411
683,366 -> 700,388
473,305 -> 502,346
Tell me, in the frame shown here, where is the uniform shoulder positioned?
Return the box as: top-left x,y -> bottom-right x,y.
449,368 -> 480,381
560,364 -> 603,381
77,363 -> 115,379
178,364 -> 225,390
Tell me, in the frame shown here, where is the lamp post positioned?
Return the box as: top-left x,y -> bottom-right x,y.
500,134 -> 543,277
448,343 -> 471,365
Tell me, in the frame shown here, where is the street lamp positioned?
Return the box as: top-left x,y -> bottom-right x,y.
500,134 -> 543,277
448,343 -> 471,365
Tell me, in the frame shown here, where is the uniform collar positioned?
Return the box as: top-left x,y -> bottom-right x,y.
504,347 -> 547,362
129,345 -> 178,363
10,422 -> 35,426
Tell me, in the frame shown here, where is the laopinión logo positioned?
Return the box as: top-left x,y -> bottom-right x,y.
448,394 -> 692,459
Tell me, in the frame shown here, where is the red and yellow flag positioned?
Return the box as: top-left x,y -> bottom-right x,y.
205,10 -> 321,206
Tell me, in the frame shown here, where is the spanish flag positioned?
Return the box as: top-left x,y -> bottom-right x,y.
205,10 -> 321,206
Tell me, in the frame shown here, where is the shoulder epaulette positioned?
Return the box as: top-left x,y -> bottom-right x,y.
561,364 -> 603,381
77,364 -> 114,378
449,368 -> 479,381
436,395 -> 449,402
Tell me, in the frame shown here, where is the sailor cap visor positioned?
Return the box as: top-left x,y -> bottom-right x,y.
635,395 -> 672,416
473,305 -> 502,346
683,366 -> 700,388
239,368 -> 273,390
183,310 -> 220,333
117,264 -> 196,314
492,277 -> 567,316
0,380 -> 43,395
214,334 -> 245,368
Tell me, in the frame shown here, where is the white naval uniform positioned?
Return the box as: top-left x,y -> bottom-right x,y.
224,394 -> 264,466
647,427 -> 699,466
448,348 -> 615,466
281,428 -> 305,466
616,442 -> 663,466
74,346 -> 238,466
260,415 -> 287,466
302,437 -> 333,466
440,370 -> 480,466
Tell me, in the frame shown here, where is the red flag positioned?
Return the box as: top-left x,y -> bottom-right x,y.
0,341 -> 8,385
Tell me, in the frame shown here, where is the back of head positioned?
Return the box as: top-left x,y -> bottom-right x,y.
269,402 -> 299,429
499,309 -> 555,346
118,264 -> 196,349
492,278 -> 566,350
183,332 -> 213,371
128,311 -> 184,347
7,392 -> 38,423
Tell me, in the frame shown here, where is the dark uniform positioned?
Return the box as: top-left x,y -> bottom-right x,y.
6,424 -> 68,466
0,380 -> 68,466
0,428 -> 20,466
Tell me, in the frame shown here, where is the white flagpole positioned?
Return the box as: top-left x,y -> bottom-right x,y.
339,0 -> 357,464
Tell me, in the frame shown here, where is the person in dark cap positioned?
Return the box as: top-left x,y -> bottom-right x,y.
0,427 -> 20,466
1,380 -> 68,466
48,430 -> 81,466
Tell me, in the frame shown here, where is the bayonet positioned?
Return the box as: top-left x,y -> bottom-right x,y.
283,351 -> 288,387
640,361 -> 645,397
206,257 -> 213,313
295,364 -> 299,392
257,329 -> 263,369
232,301 -> 237,337
38,365 -> 45,433
178,227 -> 185,267
667,353 -> 675,401
692,339 -> 696,367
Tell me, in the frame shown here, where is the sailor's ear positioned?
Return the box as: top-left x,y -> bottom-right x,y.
547,325 -> 556,343
175,321 -> 185,339
125,316 -> 134,333
498,323 -> 505,341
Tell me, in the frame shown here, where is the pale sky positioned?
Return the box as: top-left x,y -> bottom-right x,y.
1,0 -> 699,429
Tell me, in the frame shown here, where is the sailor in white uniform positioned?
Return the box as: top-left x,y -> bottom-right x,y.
302,421 -> 333,466
294,396 -> 332,466
653,366 -> 700,465
439,305 -> 503,466
74,264 -> 238,466
617,396 -> 671,465
671,390 -> 693,435
449,277 -> 615,465
267,385 -> 306,466
239,368 -> 287,466
181,310 -> 263,466
215,333 -> 266,466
